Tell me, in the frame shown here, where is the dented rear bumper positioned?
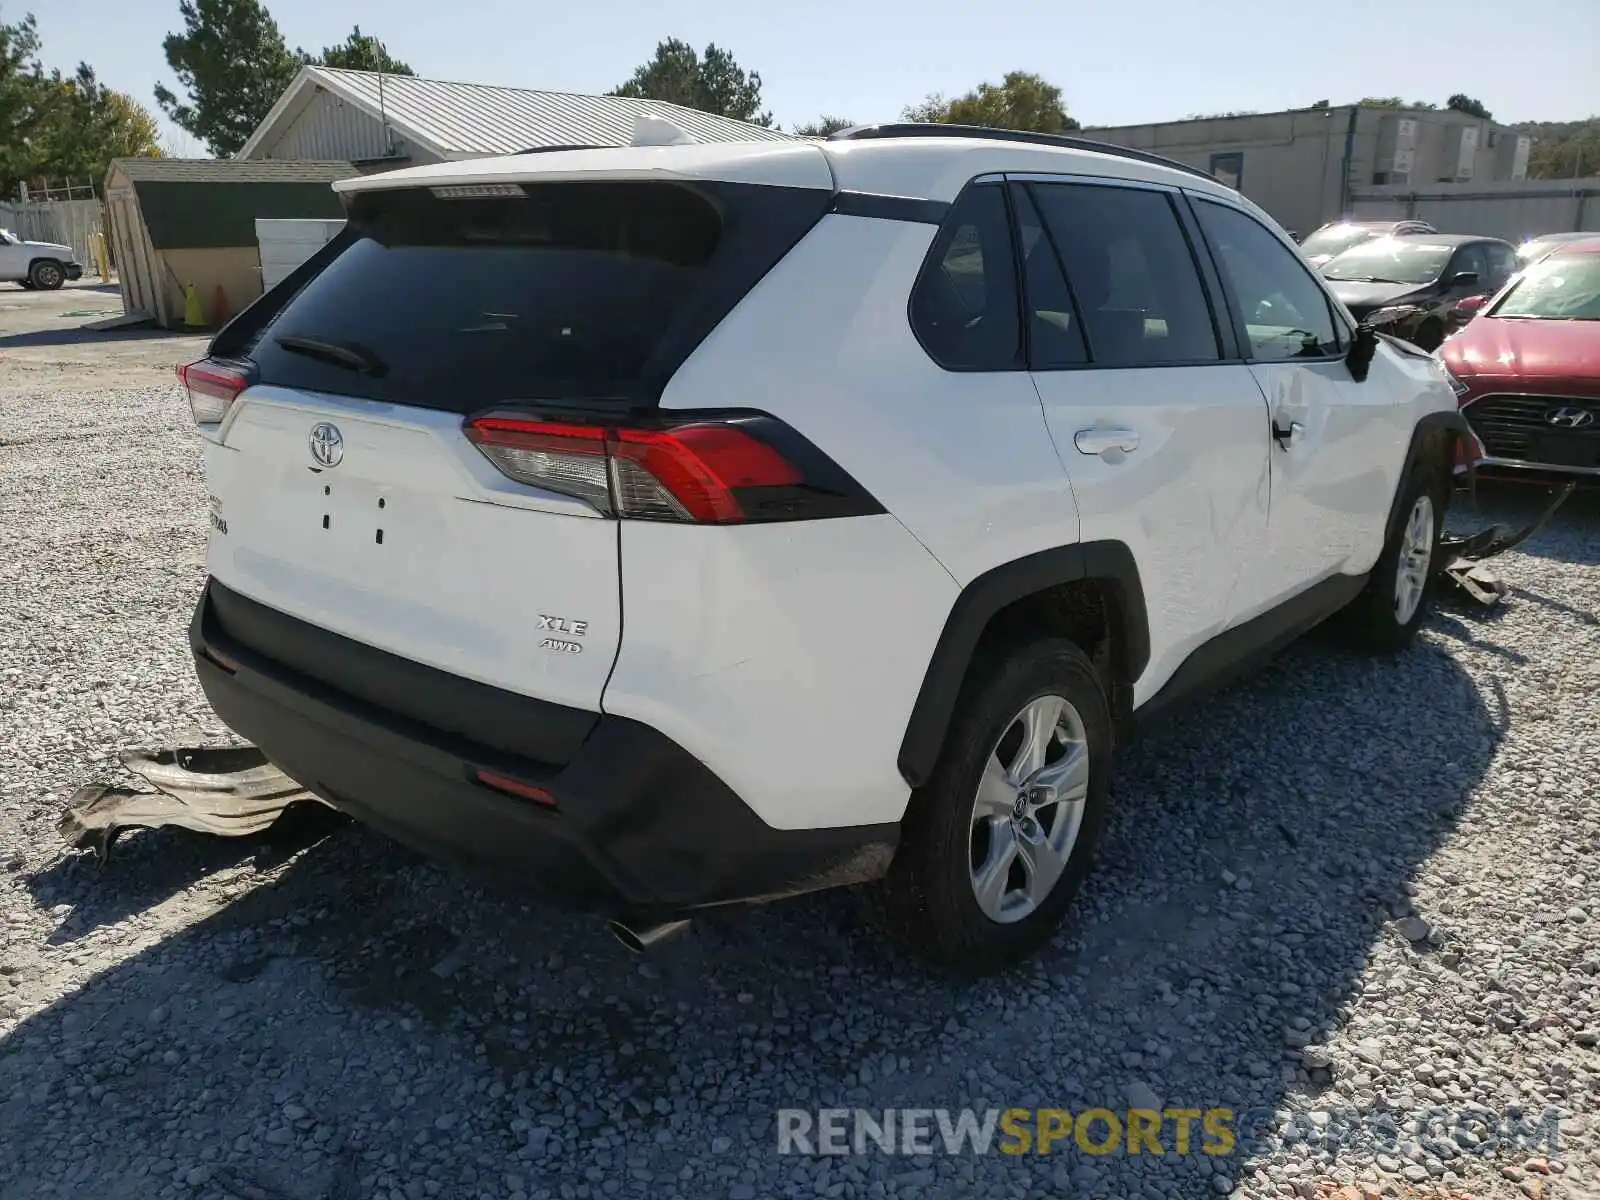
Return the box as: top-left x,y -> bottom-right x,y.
189,580 -> 896,914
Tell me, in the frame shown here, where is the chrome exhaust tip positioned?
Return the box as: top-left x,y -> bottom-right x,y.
607,917 -> 691,953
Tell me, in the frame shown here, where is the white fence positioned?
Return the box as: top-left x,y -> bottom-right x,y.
0,198 -> 105,272
1349,178 -> 1600,244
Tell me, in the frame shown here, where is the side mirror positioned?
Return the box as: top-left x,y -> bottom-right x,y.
1347,324 -> 1379,382
1450,294 -> 1487,324
1449,270 -> 1480,288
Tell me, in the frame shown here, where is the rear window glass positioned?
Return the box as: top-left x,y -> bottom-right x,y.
236,182 -> 819,411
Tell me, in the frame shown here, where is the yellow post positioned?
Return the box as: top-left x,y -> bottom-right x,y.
183,283 -> 204,328
91,232 -> 111,280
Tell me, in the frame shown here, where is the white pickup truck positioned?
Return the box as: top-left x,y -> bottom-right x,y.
0,228 -> 83,290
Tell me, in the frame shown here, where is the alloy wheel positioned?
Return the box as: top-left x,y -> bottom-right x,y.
1393,493 -> 1435,625
968,694 -> 1090,924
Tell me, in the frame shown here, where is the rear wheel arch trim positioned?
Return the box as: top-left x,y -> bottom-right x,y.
896,541 -> 1149,788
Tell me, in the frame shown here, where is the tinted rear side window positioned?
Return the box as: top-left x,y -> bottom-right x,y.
1011,186 -> 1088,368
224,181 -> 831,411
1027,182 -> 1221,366
909,184 -> 1022,371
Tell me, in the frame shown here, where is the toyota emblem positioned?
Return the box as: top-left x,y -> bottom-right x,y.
1546,406 -> 1595,429
309,422 -> 344,468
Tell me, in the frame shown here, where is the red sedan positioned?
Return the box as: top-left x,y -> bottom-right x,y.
1439,237 -> 1600,478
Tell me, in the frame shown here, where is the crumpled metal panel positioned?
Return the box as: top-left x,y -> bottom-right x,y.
59,746 -> 322,859
1439,481 -> 1573,606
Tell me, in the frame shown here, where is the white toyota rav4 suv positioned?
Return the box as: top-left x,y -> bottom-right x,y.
183,125 -> 1470,974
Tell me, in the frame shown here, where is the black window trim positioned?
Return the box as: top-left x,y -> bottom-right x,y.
1185,191 -> 1354,367
1006,182 -> 1089,371
1003,173 -> 1240,372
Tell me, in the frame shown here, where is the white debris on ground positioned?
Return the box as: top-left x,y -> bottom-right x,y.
1,373 -> 1597,1200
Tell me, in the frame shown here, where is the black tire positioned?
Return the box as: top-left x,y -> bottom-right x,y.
874,637 -> 1112,975
29,260 -> 64,291
1337,464 -> 1447,654
1413,318 -> 1444,352
17,279 -> 35,290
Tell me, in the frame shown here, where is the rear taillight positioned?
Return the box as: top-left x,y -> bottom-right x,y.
178,359 -> 249,425
464,412 -> 879,524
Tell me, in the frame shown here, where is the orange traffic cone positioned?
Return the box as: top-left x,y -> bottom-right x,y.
212,285 -> 231,326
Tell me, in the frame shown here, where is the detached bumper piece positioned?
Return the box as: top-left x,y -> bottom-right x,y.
1439,481 -> 1575,606
189,580 -> 896,915
59,746 -> 322,860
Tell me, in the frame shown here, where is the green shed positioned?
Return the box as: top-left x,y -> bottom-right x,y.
104,158 -> 357,328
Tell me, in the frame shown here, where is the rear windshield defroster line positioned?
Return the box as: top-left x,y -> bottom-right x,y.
213,180 -> 833,414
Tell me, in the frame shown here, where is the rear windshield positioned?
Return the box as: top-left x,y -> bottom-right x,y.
228,180 -> 828,411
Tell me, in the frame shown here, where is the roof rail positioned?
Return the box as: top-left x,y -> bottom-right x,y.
826,123 -> 1217,184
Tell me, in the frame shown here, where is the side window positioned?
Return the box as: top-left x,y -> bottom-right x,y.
1028,182 -> 1221,366
909,184 -> 1021,371
1011,186 -> 1088,368
1450,245 -> 1488,287
1193,199 -> 1342,361
1483,244 -> 1517,288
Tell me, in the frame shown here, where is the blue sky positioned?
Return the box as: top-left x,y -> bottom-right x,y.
30,0 -> 1600,152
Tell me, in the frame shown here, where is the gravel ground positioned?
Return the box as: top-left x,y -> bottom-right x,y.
2,375 -> 1598,1200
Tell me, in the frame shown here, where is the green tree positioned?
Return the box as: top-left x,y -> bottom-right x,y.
902,71 -> 1077,133
154,0 -> 301,156
901,94 -> 949,124
1446,93 -> 1493,120
1,12 -> 161,196
0,10 -> 53,193
313,25 -> 413,75
792,115 -> 854,137
1517,116 -> 1600,179
37,65 -> 162,183
102,90 -> 165,159
610,38 -> 771,126
1356,96 -> 1437,110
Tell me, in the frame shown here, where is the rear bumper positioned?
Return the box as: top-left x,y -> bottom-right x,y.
190,580 -> 895,914
63,263 -> 83,281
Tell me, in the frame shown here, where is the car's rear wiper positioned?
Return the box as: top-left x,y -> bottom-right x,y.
274,335 -> 388,377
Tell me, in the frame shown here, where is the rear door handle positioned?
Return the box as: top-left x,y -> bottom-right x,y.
1073,426 -> 1141,456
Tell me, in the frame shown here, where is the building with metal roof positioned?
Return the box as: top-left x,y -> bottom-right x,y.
103,157 -> 357,327
1082,105 -> 1533,237
238,65 -> 793,166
